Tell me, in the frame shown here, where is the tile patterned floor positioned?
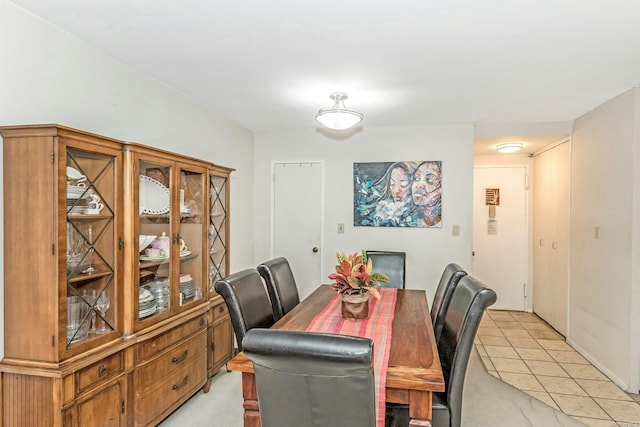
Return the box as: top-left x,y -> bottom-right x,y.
475,310 -> 640,427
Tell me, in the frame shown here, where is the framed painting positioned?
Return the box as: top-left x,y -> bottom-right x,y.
353,161 -> 442,228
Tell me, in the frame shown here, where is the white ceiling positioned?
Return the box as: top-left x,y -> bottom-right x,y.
9,0 -> 640,152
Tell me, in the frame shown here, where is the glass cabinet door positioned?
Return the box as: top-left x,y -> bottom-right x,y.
136,159 -> 174,325
177,166 -> 205,305
135,157 -> 207,329
66,147 -> 118,348
208,173 -> 228,293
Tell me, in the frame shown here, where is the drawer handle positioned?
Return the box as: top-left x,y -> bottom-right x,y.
98,365 -> 108,377
219,306 -> 224,313
172,350 -> 189,364
172,375 -> 189,391
210,343 -> 216,352
200,317 -> 206,327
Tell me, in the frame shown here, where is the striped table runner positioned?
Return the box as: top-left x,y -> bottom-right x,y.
305,287 -> 398,427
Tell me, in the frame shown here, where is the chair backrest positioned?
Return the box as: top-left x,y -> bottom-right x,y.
365,250 -> 406,288
257,257 -> 301,321
242,329 -> 376,427
214,269 -> 275,351
438,275 -> 497,427
430,263 -> 468,343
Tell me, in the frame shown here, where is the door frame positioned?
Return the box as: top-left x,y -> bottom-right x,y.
269,160 -> 326,288
472,164 -> 532,312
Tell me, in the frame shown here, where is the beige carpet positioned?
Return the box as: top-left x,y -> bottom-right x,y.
160,346 -> 585,426
462,347 -> 585,426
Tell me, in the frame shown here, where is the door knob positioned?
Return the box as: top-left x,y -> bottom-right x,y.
312,247 -> 319,253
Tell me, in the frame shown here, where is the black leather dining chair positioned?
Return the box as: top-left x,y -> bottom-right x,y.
214,269 -> 275,351
257,257 -> 301,321
365,250 -> 406,288
430,263 -> 467,344
388,275 -> 497,427
242,329 -> 378,427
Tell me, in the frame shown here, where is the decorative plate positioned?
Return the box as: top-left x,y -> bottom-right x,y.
139,175 -> 170,215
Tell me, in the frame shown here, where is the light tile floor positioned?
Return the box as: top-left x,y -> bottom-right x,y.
475,310 -> 640,427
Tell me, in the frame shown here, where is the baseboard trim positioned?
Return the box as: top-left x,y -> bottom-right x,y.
566,337 -> 633,393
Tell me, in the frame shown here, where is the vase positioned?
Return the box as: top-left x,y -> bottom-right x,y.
341,292 -> 370,320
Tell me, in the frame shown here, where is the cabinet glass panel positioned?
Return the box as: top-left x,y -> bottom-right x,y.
137,161 -> 173,321
178,168 -> 205,305
66,148 -> 116,347
208,175 -> 228,292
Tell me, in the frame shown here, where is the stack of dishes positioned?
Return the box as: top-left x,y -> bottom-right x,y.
67,185 -> 92,213
147,278 -> 170,313
67,183 -> 88,200
67,197 -> 89,214
138,288 -> 157,319
67,184 -> 88,200
179,274 -> 195,302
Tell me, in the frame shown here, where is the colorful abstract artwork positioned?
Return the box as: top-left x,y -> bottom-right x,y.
353,161 -> 442,228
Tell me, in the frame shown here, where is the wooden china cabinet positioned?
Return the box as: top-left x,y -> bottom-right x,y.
0,125 -> 233,426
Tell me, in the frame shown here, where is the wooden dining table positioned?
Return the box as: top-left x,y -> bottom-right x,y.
225,285 -> 445,427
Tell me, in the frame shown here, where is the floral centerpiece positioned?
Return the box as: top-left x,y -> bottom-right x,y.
329,250 -> 389,319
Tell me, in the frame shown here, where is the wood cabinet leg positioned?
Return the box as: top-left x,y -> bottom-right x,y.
202,378 -> 211,393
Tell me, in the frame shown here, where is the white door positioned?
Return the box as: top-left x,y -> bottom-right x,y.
273,162 -> 323,299
533,142 -> 570,335
473,166 -> 528,310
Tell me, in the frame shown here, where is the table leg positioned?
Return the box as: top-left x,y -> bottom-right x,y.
241,372 -> 261,427
408,390 -> 432,427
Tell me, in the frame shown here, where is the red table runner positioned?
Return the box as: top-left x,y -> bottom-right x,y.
305,288 -> 398,427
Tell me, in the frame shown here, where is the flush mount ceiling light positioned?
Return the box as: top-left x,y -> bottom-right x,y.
315,92 -> 363,130
496,142 -> 524,153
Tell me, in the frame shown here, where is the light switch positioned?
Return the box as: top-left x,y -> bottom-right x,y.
452,225 -> 460,236
594,226 -> 599,239
338,223 -> 345,234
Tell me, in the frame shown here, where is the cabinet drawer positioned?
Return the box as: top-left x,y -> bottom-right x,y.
209,301 -> 229,323
136,330 -> 206,389
76,352 -> 124,394
136,315 -> 206,362
136,350 -> 207,426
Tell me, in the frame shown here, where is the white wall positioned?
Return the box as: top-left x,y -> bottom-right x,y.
569,88 -> 640,392
0,1 -> 254,358
253,124 -> 475,298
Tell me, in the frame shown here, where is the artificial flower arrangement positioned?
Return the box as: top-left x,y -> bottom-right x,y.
328,250 -> 389,300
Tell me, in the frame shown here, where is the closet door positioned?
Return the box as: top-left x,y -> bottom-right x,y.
533,142 -> 570,335
551,142 -> 570,335
533,150 -> 552,323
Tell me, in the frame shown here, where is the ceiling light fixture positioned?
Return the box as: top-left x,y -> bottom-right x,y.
315,92 -> 363,130
496,142 -> 523,153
